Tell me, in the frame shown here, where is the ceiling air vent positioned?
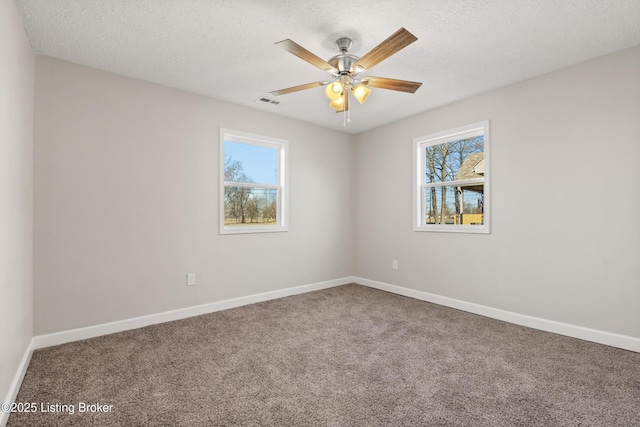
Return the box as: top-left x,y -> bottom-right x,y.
256,96 -> 280,106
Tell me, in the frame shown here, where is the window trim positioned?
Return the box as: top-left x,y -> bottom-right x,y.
219,128 -> 288,235
413,120 -> 490,234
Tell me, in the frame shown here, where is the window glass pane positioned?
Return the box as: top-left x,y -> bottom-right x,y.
424,185 -> 484,225
224,141 -> 277,185
224,187 -> 277,227
425,136 -> 484,183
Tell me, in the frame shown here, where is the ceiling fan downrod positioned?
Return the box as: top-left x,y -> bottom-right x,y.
328,37 -> 359,77
335,37 -> 352,53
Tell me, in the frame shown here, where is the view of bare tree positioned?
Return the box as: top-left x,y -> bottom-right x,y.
224,156 -> 277,225
424,136 -> 484,224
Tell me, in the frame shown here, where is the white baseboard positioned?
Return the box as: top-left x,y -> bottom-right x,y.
27,275 -> 640,353
33,276 -> 355,350
1,338 -> 35,427
355,277 -> 640,353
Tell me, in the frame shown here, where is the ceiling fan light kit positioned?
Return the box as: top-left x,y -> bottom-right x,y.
270,27 -> 422,126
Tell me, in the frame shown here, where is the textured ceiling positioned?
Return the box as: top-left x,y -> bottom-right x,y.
14,0 -> 640,134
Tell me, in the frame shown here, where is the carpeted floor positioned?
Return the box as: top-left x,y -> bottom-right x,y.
7,284 -> 640,426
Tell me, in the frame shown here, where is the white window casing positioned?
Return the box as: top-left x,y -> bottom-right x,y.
220,128 -> 288,234
413,120 -> 490,234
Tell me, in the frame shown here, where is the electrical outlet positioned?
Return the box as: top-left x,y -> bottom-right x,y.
187,273 -> 196,286
392,260 -> 398,270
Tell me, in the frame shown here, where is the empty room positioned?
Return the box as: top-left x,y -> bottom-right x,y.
2,0 -> 639,425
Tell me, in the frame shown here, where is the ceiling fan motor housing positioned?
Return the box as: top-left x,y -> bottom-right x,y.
329,53 -> 359,75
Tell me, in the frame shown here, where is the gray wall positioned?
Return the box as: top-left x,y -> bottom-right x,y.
31,46 -> 640,340
34,56 -> 355,334
354,46 -> 640,338
0,0 -> 34,406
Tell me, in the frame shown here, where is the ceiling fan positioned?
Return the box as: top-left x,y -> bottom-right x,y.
269,27 -> 422,125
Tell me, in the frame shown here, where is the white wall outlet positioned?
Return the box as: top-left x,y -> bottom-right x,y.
187,273 -> 196,286
392,260 -> 398,270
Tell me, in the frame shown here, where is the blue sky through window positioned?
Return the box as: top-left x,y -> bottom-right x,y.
224,141 -> 277,185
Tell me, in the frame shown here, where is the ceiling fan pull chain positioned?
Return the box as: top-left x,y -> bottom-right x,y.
345,89 -> 351,126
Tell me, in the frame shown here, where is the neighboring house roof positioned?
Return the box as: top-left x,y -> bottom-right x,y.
455,153 -> 484,180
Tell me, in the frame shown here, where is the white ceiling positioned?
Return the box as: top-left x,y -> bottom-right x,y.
14,0 -> 640,134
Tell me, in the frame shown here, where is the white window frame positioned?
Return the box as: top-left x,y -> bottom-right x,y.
413,120 -> 490,234
220,128 -> 288,234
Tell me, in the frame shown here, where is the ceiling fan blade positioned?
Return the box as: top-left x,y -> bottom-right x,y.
352,28 -> 417,72
270,81 -> 328,96
275,39 -> 338,75
361,76 -> 422,93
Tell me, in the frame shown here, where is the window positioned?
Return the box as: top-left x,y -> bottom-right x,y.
220,128 -> 288,234
413,120 -> 490,233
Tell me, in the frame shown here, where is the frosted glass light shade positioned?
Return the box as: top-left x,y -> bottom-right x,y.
329,96 -> 345,111
325,81 -> 343,100
352,84 -> 371,104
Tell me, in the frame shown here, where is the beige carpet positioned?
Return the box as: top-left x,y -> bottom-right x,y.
8,284 -> 640,426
